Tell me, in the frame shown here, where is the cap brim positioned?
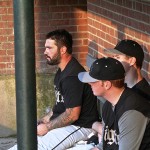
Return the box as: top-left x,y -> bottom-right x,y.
104,48 -> 125,55
78,72 -> 99,83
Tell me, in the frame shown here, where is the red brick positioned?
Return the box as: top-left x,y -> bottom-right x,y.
2,15 -> 13,21
0,36 -> 7,42
35,0 -> 57,6
49,6 -> 71,13
8,8 -> 13,14
6,50 -> 14,55
34,6 -> 49,13
0,63 -> 7,69
52,13 -> 62,19
73,39 -> 83,46
7,63 -> 15,68
60,26 -> 77,32
0,56 -> 14,62
0,1 -> 12,7
141,34 -> 150,43
72,32 -> 88,39
78,25 -> 87,32
58,0 -> 78,5
8,35 -> 14,41
73,46 -> 87,52
0,50 -> 6,55
0,8 -> 7,14
2,42 -> 14,50
0,22 -> 7,28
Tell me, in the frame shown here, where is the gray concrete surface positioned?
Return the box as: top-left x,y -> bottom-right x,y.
0,137 -> 16,150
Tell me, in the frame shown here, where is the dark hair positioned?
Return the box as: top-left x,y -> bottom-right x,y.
110,78 -> 125,88
102,78 -> 125,88
124,55 -> 143,69
46,29 -> 73,54
135,57 -> 143,69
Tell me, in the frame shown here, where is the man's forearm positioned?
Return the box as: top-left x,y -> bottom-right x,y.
38,111 -> 53,124
46,108 -> 75,130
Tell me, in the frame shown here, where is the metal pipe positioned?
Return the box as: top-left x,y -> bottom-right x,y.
13,0 -> 37,149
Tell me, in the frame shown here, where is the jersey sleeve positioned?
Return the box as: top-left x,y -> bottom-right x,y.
118,110 -> 149,150
61,76 -> 84,108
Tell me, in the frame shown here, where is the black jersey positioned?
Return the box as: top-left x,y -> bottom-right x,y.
51,57 -> 99,128
102,88 -> 150,150
132,78 -> 150,100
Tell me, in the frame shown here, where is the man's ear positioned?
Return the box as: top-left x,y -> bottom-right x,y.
104,81 -> 112,90
129,57 -> 136,66
60,46 -> 67,55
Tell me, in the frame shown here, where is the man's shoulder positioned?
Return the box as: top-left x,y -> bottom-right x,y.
132,78 -> 150,100
68,57 -> 85,72
134,78 -> 150,89
62,57 -> 85,78
117,88 -> 150,118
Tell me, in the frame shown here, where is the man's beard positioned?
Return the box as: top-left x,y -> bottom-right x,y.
46,51 -> 61,66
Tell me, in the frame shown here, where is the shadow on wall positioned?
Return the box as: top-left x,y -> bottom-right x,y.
86,40 -> 97,69
87,40 -> 112,68
87,1 -> 150,84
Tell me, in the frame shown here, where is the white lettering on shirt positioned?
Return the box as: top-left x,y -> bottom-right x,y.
104,126 -> 119,145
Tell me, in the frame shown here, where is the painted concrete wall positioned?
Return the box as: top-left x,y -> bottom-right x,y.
0,74 -> 55,137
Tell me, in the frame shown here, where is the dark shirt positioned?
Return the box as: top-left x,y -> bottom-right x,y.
132,78 -> 150,101
51,57 -> 99,128
102,88 -> 150,150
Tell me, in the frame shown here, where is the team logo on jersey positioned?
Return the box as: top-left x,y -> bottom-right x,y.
54,85 -> 64,104
104,126 -> 119,145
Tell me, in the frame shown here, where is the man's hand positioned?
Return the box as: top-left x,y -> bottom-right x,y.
91,147 -> 101,150
37,111 -> 53,125
37,107 -> 81,136
37,123 -> 49,136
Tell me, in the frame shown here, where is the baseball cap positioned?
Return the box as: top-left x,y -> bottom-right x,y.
78,57 -> 125,83
104,39 -> 144,67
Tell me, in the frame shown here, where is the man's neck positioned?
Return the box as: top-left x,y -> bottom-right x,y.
104,87 -> 125,106
125,67 -> 143,88
58,55 -> 72,71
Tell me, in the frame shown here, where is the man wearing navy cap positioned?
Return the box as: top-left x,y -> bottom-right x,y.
78,57 -> 150,150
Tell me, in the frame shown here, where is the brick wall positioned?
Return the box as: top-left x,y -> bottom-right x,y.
0,0 -> 88,74
1,0 -> 150,82
87,0 -> 150,82
0,1 -> 14,74
35,0 -> 88,73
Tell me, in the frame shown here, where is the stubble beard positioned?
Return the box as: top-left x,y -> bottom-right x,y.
46,51 -> 61,66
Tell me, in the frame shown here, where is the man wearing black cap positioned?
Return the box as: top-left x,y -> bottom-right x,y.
90,39 -> 150,149
104,39 -> 150,100
78,57 -> 150,150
